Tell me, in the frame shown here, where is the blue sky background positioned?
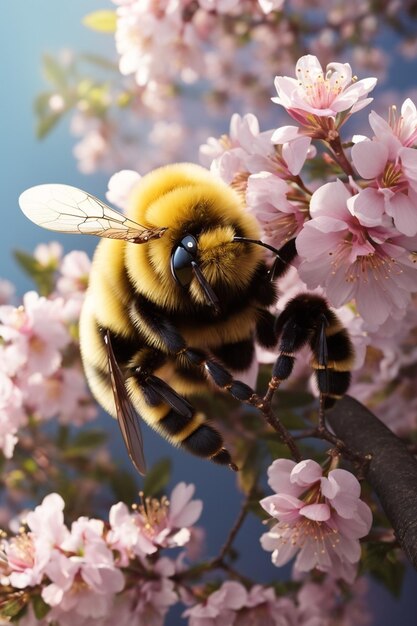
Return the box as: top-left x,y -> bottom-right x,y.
2,3 -> 417,624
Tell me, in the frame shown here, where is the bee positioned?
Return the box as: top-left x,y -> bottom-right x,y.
19,163 -> 354,475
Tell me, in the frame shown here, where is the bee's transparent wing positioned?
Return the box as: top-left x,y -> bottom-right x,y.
104,331 -> 147,476
19,184 -> 166,243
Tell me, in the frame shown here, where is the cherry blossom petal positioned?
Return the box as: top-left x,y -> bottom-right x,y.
267,458 -> 299,495
386,192 -> 417,236
300,503 -> 331,521
282,136 -> 312,175
260,494 -> 303,523
290,459 -> 323,487
169,482 -> 203,528
271,125 -> 302,144
348,188 -> 385,227
351,139 -> 388,179
368,110 -> 402,158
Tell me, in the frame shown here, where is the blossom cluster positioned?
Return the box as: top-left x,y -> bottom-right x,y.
0,476 -> 372,626
0,244 -> 95,458
38,2 -> 417,175
0,483 -> 201,626
199,54 -> 417,435
260,458 -> 372,583
184,577 -> 371,626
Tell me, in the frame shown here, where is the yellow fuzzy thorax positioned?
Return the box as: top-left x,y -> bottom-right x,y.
124,163 -> 264,311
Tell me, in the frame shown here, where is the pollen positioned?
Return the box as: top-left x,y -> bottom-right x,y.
137,491 -> 169,530
276,517 -> 340,555
381,161 -> 404,189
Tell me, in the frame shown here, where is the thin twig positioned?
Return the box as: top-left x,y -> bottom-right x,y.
248,390 -> 302,462
207,486 -> 254,570
326,135 -> 355,177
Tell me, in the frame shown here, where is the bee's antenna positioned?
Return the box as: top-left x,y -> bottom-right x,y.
233,237 -> 296,281
233,236 -> 282,257
191,261 -> 221,315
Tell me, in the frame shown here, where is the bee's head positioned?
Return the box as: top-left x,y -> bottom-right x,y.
169,226 -> 266,315
124,163 -> 269,313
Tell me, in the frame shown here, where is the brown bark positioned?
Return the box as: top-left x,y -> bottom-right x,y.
327,396 -> 417,570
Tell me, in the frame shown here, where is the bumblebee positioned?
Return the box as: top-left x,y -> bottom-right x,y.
19,163 -> 354,474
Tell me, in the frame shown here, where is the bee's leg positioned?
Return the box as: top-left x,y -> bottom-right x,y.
255,309 -> 279,349
309,312 -> 353,411
212,338 -> 255,372
131,295 -> 258,402
128,352 -> 237,470
272,294 -> 354,406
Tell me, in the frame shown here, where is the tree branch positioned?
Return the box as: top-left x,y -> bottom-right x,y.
327,395 -> 417,570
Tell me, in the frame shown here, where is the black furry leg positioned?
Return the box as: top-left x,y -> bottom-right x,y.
272,294 -> 354,407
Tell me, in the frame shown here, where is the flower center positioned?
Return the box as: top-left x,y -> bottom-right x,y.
347,251 -> 399,285
137,493 -> 169,534
297,68 -> 345,109
380,161 -> 406,191
276,517 -> 339,555
388,104 -> 417,147
7,534 -> 35,570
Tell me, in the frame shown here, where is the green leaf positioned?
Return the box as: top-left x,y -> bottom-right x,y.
143,458 -> 172,497
0,591 -> 28,619
362,543 -> 406,597
42,54 -> 68,89
14,250 -> 56,295
32,595 -> 51,620
110,469 -> 139,504
82,10 -> 117,33
72,430 -> 108,450
79,53 -> 119,72
36,113 -> 64,140
62,430 -> 108,459
34,91 -> 55,116
14,250 -> 48,275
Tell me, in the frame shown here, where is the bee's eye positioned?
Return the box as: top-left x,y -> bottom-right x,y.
170,234 -> 198,287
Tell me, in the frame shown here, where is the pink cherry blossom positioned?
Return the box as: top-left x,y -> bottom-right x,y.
120,557 -> 178,626
351,101 -> 417,236
235,585 -> 297,626
297,577 -> 371,626
0,292 -> 70,377
296,179 -> 417,326
0,279 -> 15,305
41,516 -> 124,621
22,367 -> 95,426
4,494 -> 69,589
246,171 -> 307,248
200,113 -> 311,197
113,1 -> 204,87
33,242 -> 63,268
183,580 -> 248,626
369,98 -> 417,149
108,482 -> 202,559
184,581 -> 298,626
260,459 -> 372,583
106,169 -> 142,210
25,493 -> 69,547
56,251 -> 91,297
0,372 -> 25,458
107,501 -> 158,561
272,55 -> 377,124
